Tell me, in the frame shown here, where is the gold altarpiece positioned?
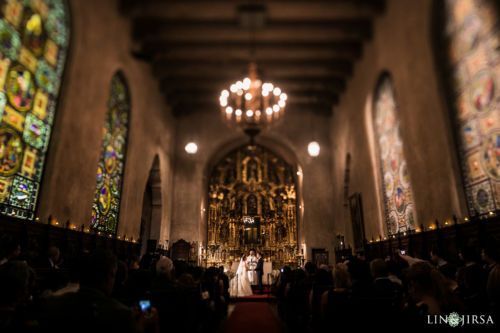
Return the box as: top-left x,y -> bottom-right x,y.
207,145 -> 299,268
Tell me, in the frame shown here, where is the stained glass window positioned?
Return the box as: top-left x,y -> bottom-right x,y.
90,72 -> 129,234
442,0 -> 500,216
373,74 -> 416,234
0,0 -> 68,219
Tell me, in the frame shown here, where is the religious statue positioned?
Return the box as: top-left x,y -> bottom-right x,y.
247,195 -> 257,215
247,159 -> 258,181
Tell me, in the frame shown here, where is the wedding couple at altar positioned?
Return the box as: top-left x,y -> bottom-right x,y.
229,249 -> 264,297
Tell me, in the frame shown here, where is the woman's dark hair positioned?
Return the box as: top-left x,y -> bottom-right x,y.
139,253 -> 153,270
483,235 -> 500,262
192,266 -> 204,281
347,257 -> 371,282
461,239 -> 481,263
293,268 -> 306,282
315,268 -> 332,286
304,261 -> 316,275
115,260 -> 128,286
0,233 -> 20,259
79,250 -> 118,288
0,261 -> 31,307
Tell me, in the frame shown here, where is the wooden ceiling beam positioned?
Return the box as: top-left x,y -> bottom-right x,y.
133,19 -> 372,43
143,41 -> 362,62
159,77 -> 346,95
152,60 -> 353,79
170,100 -> 335,117
126,0 -> 384,21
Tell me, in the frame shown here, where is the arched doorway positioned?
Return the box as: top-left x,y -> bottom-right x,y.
140,155 -> 162,255
207,144 -> 298,268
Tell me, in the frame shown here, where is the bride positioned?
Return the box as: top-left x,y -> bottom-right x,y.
229,255 -> 253,297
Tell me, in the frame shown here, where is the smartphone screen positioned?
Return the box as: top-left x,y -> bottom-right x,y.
139,300 -> 151,313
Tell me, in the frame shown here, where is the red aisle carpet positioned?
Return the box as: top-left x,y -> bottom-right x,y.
223,302 -> 282,333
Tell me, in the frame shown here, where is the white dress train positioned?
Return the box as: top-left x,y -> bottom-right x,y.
229,258 -> 253,297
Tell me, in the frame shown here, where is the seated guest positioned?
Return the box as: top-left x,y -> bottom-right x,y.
151,257 -> 199,333
38,246 -> 66,294
0,235 -> 21,265
155,257 -> 174,282
51,255 -> 82,296
457,240 -> 488,313
320,264 -> 352,328
482,236 -> 499,274
430,247 -> 448,270
200,266 -> 224,332
126,254 -> 153,305
40,250 -> 158,333
275,266 -> 292,321
405,262 -> 462,319
112,260 -> 129,304
286,269 -> 309,333
46,246 -> 61,269
430,247 -> 456,281
369,259 -> 403,324
482,236 -> 500,316
219,266 -> 230,315
309,269 -> 332,332
488,262 -> 500,318
128,254 -> 140,271
386,259 -> 403,285
370,259 -> 402,294
0,261 -> 36,332
346,257 -> 372,311
303,262 -> 316,294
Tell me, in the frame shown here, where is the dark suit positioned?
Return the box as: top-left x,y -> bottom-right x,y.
256,257 -> 264,291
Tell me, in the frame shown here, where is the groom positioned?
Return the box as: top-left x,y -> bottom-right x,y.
256,252 -> 264,292
246,249 -> 258,285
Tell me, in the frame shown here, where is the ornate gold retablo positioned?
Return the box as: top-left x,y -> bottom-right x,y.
206,144 -> 298,269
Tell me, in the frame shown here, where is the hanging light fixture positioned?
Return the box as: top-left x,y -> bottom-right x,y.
219,4 -> 286,141
219,62 -> 287,139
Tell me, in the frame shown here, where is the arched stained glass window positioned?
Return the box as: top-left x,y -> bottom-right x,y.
0,0 -> 69,219
373,74 -> 416,235
90,72 -> 129,234
442,0 -> 500,216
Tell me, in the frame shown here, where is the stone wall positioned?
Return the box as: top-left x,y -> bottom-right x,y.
37,0 -> 176,242
330,0 -> 467,246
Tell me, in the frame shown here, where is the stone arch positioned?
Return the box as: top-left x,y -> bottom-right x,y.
140,154 -> 162,254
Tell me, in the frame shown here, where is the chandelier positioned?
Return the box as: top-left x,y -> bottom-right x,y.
219,62 -> 287,138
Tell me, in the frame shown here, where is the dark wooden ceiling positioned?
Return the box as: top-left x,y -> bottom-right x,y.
122,0 -> 385,116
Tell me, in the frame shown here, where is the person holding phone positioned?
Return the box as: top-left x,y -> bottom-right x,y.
40,250 -> 160,333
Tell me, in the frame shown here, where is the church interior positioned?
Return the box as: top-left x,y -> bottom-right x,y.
0,0 -> 499,331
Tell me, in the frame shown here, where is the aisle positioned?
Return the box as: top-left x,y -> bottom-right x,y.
222,301 -> 282,333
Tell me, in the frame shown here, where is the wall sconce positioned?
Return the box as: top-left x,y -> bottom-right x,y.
185,142 -> 198,154
307,141 -> 320,157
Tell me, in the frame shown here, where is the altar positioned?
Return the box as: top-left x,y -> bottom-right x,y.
205,145 -> 300,269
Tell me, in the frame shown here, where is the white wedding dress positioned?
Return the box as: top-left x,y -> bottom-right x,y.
229,258 -> 253,297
